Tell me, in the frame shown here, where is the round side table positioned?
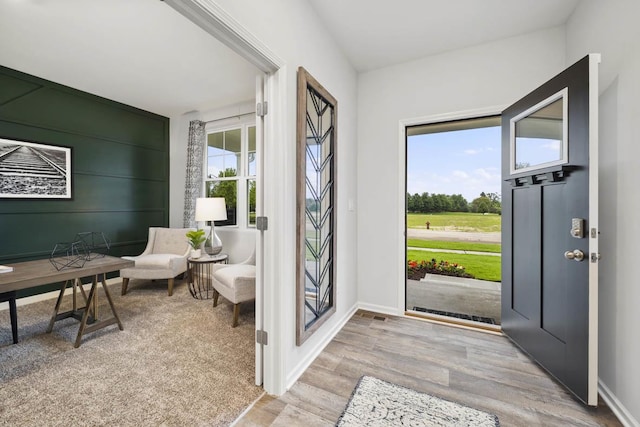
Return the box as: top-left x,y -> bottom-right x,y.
187,253 -> 228,299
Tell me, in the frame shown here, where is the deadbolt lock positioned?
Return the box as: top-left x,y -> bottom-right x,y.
571,218 -> 585,238
564,249 -> 585,262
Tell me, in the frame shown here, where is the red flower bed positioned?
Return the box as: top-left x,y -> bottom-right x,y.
407,258 -> 474,280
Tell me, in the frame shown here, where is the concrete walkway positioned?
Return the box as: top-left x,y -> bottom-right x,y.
406,228 -> 502,325
408,228 -> 501,243
407,246 -> 501,257
406,274 -> 501,325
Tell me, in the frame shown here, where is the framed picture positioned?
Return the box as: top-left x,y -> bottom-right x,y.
0,137 -> 72,199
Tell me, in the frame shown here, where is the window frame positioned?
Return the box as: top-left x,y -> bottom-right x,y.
204,117 -> 256,229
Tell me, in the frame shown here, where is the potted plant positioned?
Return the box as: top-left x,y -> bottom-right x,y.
186,229 -> 207,258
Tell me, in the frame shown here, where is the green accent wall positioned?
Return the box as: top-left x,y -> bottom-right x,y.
0,65 -> 169,296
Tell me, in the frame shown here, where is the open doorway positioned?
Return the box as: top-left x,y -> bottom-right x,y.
405,116 -> 502,329
163,1 -> 284,392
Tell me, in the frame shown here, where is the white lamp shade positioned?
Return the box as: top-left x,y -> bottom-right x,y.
195,197 -> 227,222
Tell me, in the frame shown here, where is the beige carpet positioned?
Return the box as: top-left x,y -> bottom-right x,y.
0,277 -> 262,426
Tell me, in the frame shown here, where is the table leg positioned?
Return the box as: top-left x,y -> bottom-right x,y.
206,262 -> 212,299
74,279 -> 98,348
72,278 -> 77,311
93,275 -> 99,320
72,274 -> 123,347
188,262 -> 196,298
101,274 -> 123,330
75,277 -> 98,321
8,292 -> 17,344
47,281 -> 69,333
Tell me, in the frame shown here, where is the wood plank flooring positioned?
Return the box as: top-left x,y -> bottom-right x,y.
237,310 -> 622,426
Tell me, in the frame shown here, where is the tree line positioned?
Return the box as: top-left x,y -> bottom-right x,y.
407,192 -> 501,214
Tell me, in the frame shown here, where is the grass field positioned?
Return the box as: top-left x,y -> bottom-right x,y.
407,239 -> 501,253
407,212 -> 501,232
405,212 -> 501,282
407,250 -> 501,282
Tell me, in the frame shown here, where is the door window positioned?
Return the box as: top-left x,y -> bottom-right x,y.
510,88 -> 568,174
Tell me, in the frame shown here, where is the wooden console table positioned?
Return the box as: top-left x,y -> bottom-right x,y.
0,255 -> 133,347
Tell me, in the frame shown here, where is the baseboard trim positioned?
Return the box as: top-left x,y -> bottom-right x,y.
599,379 -> 640,427
285,302 -> 359,391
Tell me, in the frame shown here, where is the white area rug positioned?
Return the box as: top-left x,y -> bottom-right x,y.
337,376 -> 500,427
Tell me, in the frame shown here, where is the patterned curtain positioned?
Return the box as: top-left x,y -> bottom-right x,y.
183,120 -> 205,227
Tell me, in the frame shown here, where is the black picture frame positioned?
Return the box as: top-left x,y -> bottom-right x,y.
0,137 -> 72,199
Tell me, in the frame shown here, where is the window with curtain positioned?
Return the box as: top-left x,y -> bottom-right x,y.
205,123 -> 256,228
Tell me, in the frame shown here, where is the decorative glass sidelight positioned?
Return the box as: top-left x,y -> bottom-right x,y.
296,67 -> 337,345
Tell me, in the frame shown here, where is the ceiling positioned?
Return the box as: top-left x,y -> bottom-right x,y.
307,0 -> 581,72
0,0 -> 260,118
0,0 -> 581,117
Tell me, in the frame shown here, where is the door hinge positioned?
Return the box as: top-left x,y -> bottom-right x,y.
256,330 -> 268,345
256,216 -> 268,231
256,101 -> 268,117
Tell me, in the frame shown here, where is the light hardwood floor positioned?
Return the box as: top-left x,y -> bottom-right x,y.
237,310 -> 621,426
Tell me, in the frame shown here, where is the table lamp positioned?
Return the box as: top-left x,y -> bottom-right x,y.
195,197 -> 227,255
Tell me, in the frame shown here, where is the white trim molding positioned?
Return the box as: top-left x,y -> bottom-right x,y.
397,105 -> 506,315
285,302 -> 359,391
262,65 -> 287,396
599,379 -> 640,427
163,0 -> 284,73
587,53 -> 601,407
162,0 -> 286,396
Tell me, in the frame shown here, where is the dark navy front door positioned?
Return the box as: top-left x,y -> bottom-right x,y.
501,55 -> 600,406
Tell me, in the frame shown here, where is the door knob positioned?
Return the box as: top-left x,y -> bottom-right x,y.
564,249 -> 585,261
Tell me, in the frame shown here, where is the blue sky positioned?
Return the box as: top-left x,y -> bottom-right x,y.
406,126 -> 501,202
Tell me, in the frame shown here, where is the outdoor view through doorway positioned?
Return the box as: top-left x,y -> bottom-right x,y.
405,116 -> 502,327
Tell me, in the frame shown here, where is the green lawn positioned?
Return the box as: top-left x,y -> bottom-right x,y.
407,239 -> 501,253
407,212 -> 501,232
407,250 -> 501,282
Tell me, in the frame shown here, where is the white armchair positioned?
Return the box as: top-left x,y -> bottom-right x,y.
120,227 -> 192,296
210,249 -> 256,327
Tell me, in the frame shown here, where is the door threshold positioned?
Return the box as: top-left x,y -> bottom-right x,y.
405,310 -> 502,335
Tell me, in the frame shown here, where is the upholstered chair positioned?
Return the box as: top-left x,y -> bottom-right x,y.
210,249 -> 256,327
120,227 -> 192,296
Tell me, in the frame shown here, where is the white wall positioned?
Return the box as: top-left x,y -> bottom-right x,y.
567,2 -> 640,425
169,0 -> 359,394
356,27 -> 566,313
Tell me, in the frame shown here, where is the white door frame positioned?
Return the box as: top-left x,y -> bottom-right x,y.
164,0 -> 286,395
255,75 -> 265,386
397,106 -> 506,315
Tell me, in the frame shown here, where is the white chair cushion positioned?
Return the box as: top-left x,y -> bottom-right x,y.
132,254 -> 183,268
212,264 -> 256,304
213,265 -> 256,288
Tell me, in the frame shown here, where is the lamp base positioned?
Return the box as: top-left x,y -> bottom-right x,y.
205,229 -> 223,255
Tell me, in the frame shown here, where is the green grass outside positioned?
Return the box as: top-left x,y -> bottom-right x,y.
407,239 -> 501,253
407,212 -> 501,232
407,250 -> 501,282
